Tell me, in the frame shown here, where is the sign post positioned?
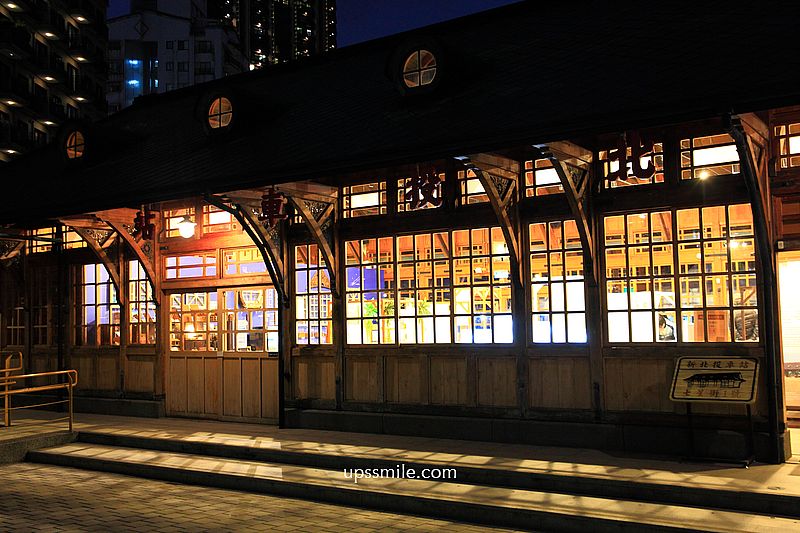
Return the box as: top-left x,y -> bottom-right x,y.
670,357 -> 759,466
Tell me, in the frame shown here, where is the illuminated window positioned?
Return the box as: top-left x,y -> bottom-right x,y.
202,204 -> 236,233
680,134 -> 740,180
342,182 -> 387,218
603,204 -> 757,343
75,264 -> 120,346
529,221 -> 586,343
402,49 -> 436,88
128,260 -> 156,345
775,122 -> 800,169
222,287 -> 279,353
458,169 -> 489,204
600,141 -> 664,188
65,131 -> 85,159
208,96 -> 233,129
169,292 -> 218,351
294,244 -> 333,345
163,207 -> 196,238
28,227 -> 86,253
397,172 -> 445,212
31,268 -> 51,345
223,247 -> 267,276
165,253 -> 217,280
345,227 -> 512,345
524,159 -> 563,197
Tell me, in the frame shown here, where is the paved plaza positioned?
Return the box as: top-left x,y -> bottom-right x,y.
0,462 -> 517,532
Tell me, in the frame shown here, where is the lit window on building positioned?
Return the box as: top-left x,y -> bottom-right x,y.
458,169 -> 489,204
202,204 -> 236,233
345,228 -> 512,345
65,131 -> 85,159
165,253 -> 217,280
129,260 -> 157,345
680,133 -> 740,180
524,159 -> 563,197
163,207 -> 196,239
600,141 -> 664,188
222,288 -> 279,353
529,221 -> 586,343
75,264 -> 121,346
294,244 -> 333,345
775,122 -> 800,169
28,227 -> 86,253
223,247 -> 267,277
169,292 -> 218,351
604,204 -> 757,343
403,49 -> 436,88
208,97 -> 233,129
342,182 -> 387,218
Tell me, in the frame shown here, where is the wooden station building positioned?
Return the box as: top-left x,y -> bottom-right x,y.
2,1 -> 800,463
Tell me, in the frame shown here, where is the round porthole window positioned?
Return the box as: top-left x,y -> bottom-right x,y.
208,96 -> 233,129
402,49 -> 437,89
65,131 -> 85,159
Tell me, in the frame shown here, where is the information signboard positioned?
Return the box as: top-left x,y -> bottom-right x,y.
670,357 -> 759,403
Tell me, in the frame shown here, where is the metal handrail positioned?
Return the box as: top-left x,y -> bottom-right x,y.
1,352 -> 78,432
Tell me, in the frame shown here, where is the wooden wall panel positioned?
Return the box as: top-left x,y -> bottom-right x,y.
385,356 -> 426,404
529,357 -> 592,409
345,356 -> 378,402
261,359 -> 279,419
125,356 -> 154,393
430,356 -> 468,405
167,357 -> 187,414
72,355 -> 95,391
186,357 -> 205,414
96,355 -> 118,391
204,358 -> 220,415
604,358 -> 676,412
241,358 -> 261,418
293,356 -> 335,400
223,358 -> 242,417
477,357 -> 517,407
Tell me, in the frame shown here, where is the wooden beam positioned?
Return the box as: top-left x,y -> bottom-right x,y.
105,220 -> 160,306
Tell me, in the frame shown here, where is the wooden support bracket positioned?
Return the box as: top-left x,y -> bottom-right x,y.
67,224 -> 125,306
286,196 -> 338,297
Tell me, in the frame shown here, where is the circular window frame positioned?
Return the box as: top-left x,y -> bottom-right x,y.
207,96 -> 234,130
201,93 -> 238,136
393,40 -> 445,97
402,49 -> 437,89
65,130 -> 86,160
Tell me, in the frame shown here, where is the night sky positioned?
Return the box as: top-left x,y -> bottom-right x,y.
107,0 -> 522,46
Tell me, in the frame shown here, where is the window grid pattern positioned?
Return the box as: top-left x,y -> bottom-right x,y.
164,207 -> 196,239
402,49 -> 436,88
775,123 -> 800,169
342,182 -> 387,218
604,204 -> 758,343
529,220 -> 586,343
599,142 -> 664,188
32,269 -> 51,346
524,159 -> 563,197
208,97 -> 233,129
165,253 -> 217,280
203,205 -> 237,234
5,305 -> 24,346
345,228 -> 513,345
680,133 -> 740,180
222,288 -> 279,353
396,172 -> 445,212
295,244 -> 334,345
458,169 -> 489,204
223,247 -> 267,277
29,227 -> 86,253
129,260 -> 156,345
75,263 -> 120,346
169,292 -> 218,351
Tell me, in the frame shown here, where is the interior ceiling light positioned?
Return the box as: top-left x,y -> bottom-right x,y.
177,216 -> 197,239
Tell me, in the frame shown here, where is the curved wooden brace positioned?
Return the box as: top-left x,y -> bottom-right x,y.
106,220 -> 160,306
728,113 -> 783,462
204,194 -> 289,307
535,142 -> 596,285
67,225 -> 126,306
468,165 -> 522,286
286,196 -> 338,297
0,240 -> 24,261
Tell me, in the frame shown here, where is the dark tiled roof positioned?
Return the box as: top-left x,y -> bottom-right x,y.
3,0 -> 800,224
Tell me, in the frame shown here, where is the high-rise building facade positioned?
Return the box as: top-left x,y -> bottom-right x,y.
210,0 -> 336,69
0,1 -> 108,163
107,0 -> 246,113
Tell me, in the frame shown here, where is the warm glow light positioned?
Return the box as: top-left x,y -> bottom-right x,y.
43,75 -> 55,82
44,32 -> 55,38
74,96 -> 86,102
5,100 -> 17,106
698,170 -> 710,180
6,3 -> 18,9
75,56 -> 87,62
75,16 -> 87,22
42,120 -> 55,126
4,149 -> 17,154
177,216 -> 197,239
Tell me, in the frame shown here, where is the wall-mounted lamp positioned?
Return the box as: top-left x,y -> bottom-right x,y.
177,216 -> 196,239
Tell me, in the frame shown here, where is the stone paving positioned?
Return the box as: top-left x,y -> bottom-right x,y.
0,463 -> 519,532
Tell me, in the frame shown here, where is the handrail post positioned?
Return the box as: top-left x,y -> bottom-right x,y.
3,355 -> 10,428
68,382 -> 73,433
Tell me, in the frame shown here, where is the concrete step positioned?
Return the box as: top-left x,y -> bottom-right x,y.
76,430 -> 800,519
27,443 -> 800,533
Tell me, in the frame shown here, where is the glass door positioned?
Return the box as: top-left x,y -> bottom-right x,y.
778,251 -> 800,413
